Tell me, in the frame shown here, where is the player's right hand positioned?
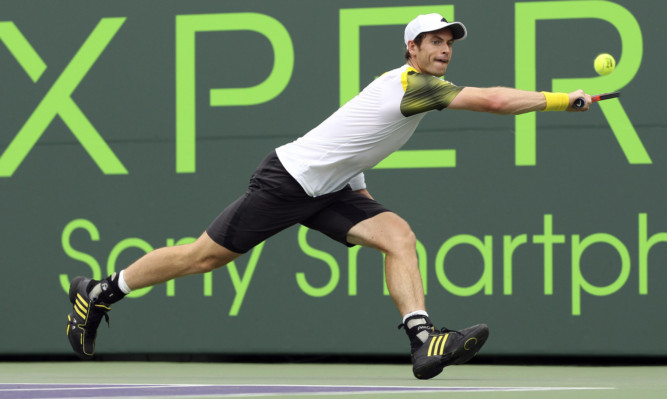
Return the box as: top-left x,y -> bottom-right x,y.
567,89 -> 591,112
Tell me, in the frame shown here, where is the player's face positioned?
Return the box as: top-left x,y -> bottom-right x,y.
408,28 -> 454,77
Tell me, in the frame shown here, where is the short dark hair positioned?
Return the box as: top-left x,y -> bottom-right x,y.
404,32 -> 426,60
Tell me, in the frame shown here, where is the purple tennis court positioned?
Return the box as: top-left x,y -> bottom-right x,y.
0,383 -> 610,398
0,362 -> 662,399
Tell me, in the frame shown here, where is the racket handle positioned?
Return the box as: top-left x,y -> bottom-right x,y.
573,92 -> 619,109
573,97 -> 586,109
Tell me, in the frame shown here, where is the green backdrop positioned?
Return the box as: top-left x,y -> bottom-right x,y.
1,0 -> 665,356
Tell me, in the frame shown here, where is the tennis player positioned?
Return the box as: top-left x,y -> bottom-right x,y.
66,13 -> 591,379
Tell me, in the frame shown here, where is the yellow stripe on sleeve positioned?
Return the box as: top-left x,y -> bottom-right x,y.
401,67 -> 418,92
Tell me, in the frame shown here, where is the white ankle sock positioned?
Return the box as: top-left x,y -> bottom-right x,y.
402,310 -> 429,324
118,270 -> 132,294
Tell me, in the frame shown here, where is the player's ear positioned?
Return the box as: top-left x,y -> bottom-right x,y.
407,40 -> 418,57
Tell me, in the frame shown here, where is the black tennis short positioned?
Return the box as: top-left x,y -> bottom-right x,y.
206,151 -> 390,253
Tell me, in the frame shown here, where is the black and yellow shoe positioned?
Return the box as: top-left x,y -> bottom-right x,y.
400,317 -> 489,379
66,276 -> 110,360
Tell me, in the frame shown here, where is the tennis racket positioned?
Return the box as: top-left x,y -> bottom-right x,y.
573,91 -> 620,109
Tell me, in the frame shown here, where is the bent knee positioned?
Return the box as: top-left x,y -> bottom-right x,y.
394,227 -> 417,251
348,212 -> 418,254
383,221 -> 417,254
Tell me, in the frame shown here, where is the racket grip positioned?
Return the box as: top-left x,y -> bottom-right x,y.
573,97 -> 586,109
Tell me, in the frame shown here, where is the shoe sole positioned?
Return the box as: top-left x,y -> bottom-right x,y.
450,324 -> 489,365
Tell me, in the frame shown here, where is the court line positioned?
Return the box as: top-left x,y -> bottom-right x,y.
0,383 -> 615,389
0,382 -> 616,398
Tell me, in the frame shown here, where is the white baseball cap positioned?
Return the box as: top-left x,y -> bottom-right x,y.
404,13 -> 467,47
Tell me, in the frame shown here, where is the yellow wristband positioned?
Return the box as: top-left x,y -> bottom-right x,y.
541,92 -> 569,111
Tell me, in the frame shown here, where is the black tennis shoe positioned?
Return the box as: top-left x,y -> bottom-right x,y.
400,319 -> 489,379
66,276 -> 111,360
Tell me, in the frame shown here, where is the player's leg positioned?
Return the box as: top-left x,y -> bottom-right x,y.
301,196 -> 424,318
66,150 -> 331,359
65,191 -> 269,360
66,231 -> 241,359
345,210 -> 489,380
122,230 -> 240,290
346,211 -> 424,316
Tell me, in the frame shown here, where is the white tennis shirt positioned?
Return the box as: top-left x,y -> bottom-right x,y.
276,64 -> 462,197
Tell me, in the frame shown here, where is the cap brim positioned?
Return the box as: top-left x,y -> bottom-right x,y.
425,21 -> 466,41
446,22 -> 467,40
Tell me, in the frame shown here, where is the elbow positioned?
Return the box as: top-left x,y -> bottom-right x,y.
474,88 -> 512,114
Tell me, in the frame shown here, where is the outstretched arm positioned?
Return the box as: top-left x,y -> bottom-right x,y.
448,87 -> 591,115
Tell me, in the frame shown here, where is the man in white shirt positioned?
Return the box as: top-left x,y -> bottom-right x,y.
66,13 -> 591,379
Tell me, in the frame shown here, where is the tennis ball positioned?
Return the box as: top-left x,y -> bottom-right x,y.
594,53 -> 615,75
